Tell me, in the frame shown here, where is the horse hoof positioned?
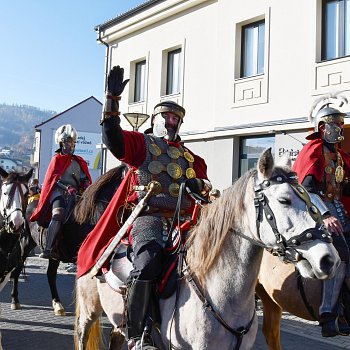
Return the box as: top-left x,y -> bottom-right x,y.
52,301 -> 66,316
10,303 -> 21,310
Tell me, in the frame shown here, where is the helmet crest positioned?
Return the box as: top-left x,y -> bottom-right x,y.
55,124 -> 78,145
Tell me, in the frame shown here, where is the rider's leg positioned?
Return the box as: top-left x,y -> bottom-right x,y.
319,261 -> 350,336
41,197 -> 65,259
126,240 -> 164,350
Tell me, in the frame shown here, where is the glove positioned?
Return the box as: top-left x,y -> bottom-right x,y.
185,178 -> 204,195
107,65 -> 130,96
67,186 -> 77,196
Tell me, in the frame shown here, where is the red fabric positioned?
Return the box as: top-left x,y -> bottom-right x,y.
77,130 -> 209,278
77,169 -> 133,278
293,138 -> 350,213
293,139 -> 350,183
30,153 -> 92,223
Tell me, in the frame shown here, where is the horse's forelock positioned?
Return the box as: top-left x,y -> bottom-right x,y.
187,169 -> 256,285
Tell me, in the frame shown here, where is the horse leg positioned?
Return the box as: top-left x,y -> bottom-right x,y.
10,265 -> 22,310
75,274 -> 104,350
256,281 -> 283,350
47,258 -> 66,316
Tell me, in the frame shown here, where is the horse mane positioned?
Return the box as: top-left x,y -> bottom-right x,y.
74,166 -> 126,225
186,169 -> 257,285
3,170 -> 28,184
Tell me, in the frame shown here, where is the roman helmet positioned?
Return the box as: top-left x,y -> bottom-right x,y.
152,101 -> 185,141
307,94 -> 348,143
54,124 -> 78,154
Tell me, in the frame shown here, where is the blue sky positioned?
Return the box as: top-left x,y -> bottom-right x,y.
0,1 -> 145,113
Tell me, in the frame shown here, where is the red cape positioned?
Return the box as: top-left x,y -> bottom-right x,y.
77,132 -> 208,278
293,138 -> 350,212
30,153 -> 92,223
293,139 -> 350,182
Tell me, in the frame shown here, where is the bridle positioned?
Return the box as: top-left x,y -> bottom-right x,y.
0,180 -> 28,235
232,172 -> 333,263
0,180 -> 28,283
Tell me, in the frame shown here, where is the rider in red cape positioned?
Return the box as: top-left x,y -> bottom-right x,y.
292,95 -> 350,337
30,124 -> 92,259
77,140 -> 207,280
77,65 -> 211,350
31,153 -> 91,223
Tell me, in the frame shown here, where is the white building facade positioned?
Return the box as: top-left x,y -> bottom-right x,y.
96,0 -> 350,191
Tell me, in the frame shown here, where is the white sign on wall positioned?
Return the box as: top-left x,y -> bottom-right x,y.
51,131 -> 102,170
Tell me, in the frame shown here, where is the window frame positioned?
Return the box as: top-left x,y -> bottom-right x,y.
240,20 -> 265,78
166,48 -> 182,95
133,60 -> 146,103
322,0 -> 350,60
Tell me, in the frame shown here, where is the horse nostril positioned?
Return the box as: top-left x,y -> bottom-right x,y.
320,255 -> 335,275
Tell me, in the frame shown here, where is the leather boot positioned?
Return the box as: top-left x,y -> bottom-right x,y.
126,279 -> 158,350
319,262 -> 349,337
320,312 -> 350,337
40,207 -> 64,260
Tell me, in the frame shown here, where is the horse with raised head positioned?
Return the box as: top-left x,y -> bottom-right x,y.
74,148 -> 340,350
256,250 -> 349,350
0,166 -> 33,350
8,166 -> 125,316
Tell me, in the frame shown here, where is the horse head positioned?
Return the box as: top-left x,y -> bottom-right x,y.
0,167 -> 33,281
252,148 -> 340,280
0,167 -> 33,233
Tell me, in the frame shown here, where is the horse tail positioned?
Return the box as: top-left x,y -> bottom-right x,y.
74,282 -> 104,350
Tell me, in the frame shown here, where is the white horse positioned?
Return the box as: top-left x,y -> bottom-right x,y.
0,166 -> 33,350
74,148 -> 340,350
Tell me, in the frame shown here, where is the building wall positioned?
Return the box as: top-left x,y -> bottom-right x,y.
34,97 -> 103,184
98,0 -> 350,191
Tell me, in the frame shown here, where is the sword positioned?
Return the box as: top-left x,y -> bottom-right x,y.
89,181 -> 162,277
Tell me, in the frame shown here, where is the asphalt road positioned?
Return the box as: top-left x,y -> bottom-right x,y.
0,257 -> 349,349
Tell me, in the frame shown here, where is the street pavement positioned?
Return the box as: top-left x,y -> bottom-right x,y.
0,256 -> 349,349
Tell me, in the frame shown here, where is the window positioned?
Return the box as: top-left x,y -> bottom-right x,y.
239,136 -> 275,176
166,48 -> 182,95
134,60 -> 146,102
241,20 -> 265,78
322,0 -> 350,60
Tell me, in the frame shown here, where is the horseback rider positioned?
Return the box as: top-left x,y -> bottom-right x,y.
100,66 -> 212,350
293,94 -> 350,337
30,124 -> 92,260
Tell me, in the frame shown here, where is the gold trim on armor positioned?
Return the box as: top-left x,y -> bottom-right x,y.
186,168 -> 196,179
167,163 -> 182,179
325,166 -> 333,174
167,146 -> 181,159
169,183 -> 180,197
148,161 -> 164,174
184,151 -> 194,163
149,144 -> 162,156
335,165 -> 345,183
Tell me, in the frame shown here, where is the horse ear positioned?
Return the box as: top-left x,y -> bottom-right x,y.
0,166 -> 8,179
23,168 -> 34,182
257,148 -> 274,179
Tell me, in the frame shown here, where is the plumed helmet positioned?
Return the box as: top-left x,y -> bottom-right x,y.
54,124 -> 78,145
152,101 -> 185,121
307,93 -> 348,141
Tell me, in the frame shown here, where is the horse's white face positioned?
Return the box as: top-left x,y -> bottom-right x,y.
0,181 -> 28,231
253,148 -> 340,280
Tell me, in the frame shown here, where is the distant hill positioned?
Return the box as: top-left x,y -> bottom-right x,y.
0,103 -> 56,147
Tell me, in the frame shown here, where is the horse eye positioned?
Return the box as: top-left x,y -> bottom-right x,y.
279,198 -> 291,205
